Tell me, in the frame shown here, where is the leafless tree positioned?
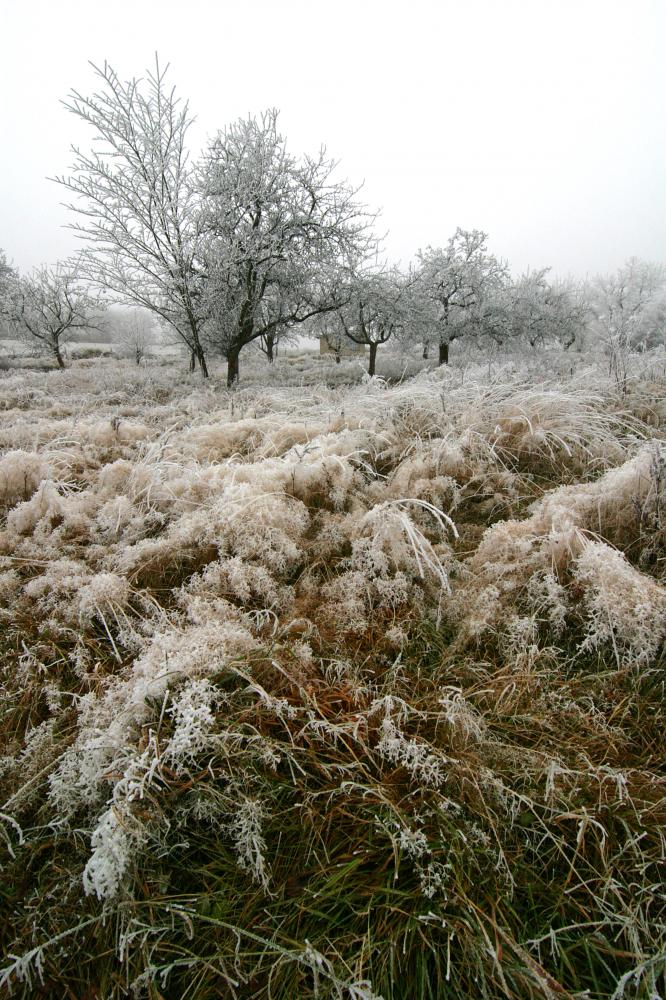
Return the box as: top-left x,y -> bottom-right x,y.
53,58 -> 210,375
591,258 -> 666,386
500,269 -> 587,350
332,269 -> 406,376
198,109 -> 377,386
593,258 -> 665,347
0,250 -> 18,317
415,229 -> 508,364
318,327 -> 347,363
115,307 -> 157,364
9,263 -> 104,368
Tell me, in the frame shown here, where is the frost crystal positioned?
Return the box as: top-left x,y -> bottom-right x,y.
372,698 -> 446,787
83,807 -> 140,900
226,797 -> 270,891
574,540 -> 666,665
164,679 -> 218,774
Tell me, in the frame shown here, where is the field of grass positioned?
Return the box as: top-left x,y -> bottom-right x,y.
0,350 -> 665,999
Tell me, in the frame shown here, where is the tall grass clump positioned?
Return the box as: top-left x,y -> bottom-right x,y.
0,355 -> 664,999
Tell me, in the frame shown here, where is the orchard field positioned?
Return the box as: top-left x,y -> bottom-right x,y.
0,347 -> 664,999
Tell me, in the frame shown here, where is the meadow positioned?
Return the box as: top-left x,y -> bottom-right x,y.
0,346 -> 664,999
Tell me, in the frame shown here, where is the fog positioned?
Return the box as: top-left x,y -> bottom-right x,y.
1,0 -> 664,276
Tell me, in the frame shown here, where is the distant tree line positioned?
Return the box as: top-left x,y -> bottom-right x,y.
1,59 -> 664,380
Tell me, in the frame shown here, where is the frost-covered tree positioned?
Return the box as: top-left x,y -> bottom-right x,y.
415,229 -> 508,364
114,307 -> 157,364
0,249 -> 17,313
471,286 -> 514,348
507,268 -> 552,348
502,269 -> 587,350
315,325 -> 347,363
258,326 -> 285,364
54,58 -> 210,375
0,250 -> 18,342
8,263 -> 104,368
592,258 -> 666,351
7,264 -> 98,366
393,266 -> 437,359
547,278 -> 589,350
590,258 -> 666,386
198,109 -> 376,386
332,269 -> 406,376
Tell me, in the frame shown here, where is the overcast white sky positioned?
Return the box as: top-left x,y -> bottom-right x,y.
1,0 -> 664,278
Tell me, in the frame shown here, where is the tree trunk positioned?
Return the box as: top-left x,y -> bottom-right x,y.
54,343 -> 66,369
227,349 -> 240,388
422,343 -> 429,359
186,314 -> 209,377
368,342 -> 378,377
196,345 -> 209,379
335,352 -> 341,364
438,303 -> 450,366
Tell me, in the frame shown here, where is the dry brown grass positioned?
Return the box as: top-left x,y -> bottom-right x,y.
1,352 -> 664,999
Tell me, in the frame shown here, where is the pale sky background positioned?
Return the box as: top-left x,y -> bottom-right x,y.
1,0 -> 664,279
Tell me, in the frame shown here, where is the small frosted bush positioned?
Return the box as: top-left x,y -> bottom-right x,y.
6,480 -> 63,535
187,556 -> 289,611
0,569 -> 20,603
82,805 -> 141,900
574,540 -> 666,666
23,558 -> 92,614
0,450 -> 50,509
226,797 -> 271,891
76,572 -> 131,619
321,501 -> 455,632
455,446 -> 666,656
164,678 -> 219,774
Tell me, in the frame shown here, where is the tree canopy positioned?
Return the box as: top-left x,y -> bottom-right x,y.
198,109 -> 377,385
8,263 -> 103,368
416,229 -> 508,364
54,58 -> 210,374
